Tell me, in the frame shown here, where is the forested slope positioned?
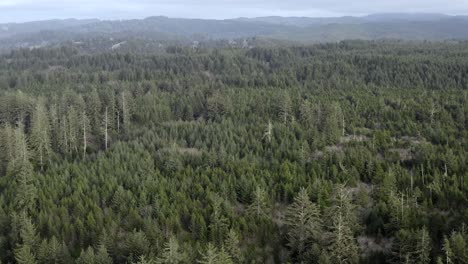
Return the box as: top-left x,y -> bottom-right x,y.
0,41 -> 467,263
2,15 -> 468,53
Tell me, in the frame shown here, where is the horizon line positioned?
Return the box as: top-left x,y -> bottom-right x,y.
2,12 -> 467,25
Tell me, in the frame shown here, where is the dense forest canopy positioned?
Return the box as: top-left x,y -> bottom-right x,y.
0,41 -> 467,263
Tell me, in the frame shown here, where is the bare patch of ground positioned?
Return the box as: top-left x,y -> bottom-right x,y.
358,236 -> 393,258
340,135 -> 370,143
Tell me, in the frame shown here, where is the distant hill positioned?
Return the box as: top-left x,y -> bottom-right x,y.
0,18 -> 99,39
363,13 -> 452,22
1,13 -> 468,52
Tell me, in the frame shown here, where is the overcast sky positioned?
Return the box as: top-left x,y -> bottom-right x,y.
1,0 -> 468,23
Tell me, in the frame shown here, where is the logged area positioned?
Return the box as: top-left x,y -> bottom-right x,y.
0,41 -> 467,263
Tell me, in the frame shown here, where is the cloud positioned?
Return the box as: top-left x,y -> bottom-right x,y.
1,0 -> 468,23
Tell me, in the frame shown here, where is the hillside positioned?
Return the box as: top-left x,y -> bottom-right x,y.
0,40 -> 467,263
2,14 -> 468,52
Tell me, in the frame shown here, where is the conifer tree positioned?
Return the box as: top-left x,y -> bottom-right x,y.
8,125 -> 37,213
415,227 -> 431,264
87,88 -> 102,135
80,111 -> 90,159
197,243 -> 218,264
15,214 -> 39,264
30,98 -> 51,170
157,237 -> 187,264
67,107 -> 80,155
329,213 -> 359,264
37,236 -> 70,264
197,244 -> 233,264
135,255 -> 156,264
120,91 -> 131,132
247,186 -> 270,219
285,188 -> 322,261
442,236 -> 453,264
279,92 -> 292,124
76,247 -> 96,264
224,229 -> 243,263
95,244 -> 113,264
15,245 -> 38,264
209,196 -> 229,245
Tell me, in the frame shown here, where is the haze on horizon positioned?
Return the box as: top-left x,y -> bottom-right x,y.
1,0 -> 468,23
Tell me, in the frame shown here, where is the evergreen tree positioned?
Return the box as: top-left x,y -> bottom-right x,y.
224,229 -> 243,263
279,92 -> 292,124
247,186 -> 270,220
15,245 -> 38,264
285,188 -> 322,261
157,237 -> 187,264
95,244 -> 112,264
197,243 -> 218,264
442,236 -> 453,264
197,244 -> 233,264
209,196 -> 229,245
329,213 -> 359,264
414,227 -> 431,264
76,247 -> 95,264
80,111 -> 90,159
135,255 -> 157,264
30,98 -> 51,170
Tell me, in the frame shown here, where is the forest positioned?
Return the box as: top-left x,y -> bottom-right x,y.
0,40 -> 467,263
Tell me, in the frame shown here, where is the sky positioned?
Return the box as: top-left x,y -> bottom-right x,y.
1,0 -> 468,23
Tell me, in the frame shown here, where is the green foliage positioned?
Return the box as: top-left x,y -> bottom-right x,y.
285,188 -> 322,261
157,237 -> 187,264
15,245 -> 38,264
0,42 -> 467,263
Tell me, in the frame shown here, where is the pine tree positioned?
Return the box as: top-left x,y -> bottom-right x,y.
124,229 -> 150,261
67,107 -> 80,155
15,245 -> 38,264
442,236 -> 453,264
300,100 -> 314,128
279,92 -> 292,124
86,88 -> 102,135
12,122 -> 29,162
197,243 -> 218,264
197,244 -> 233,264
209,196 -> 229,244
120,91 -> 131,132
135,255 -> 156,264
0,123 -> 15,173
48,103 -> 60,152
414,227 -> 431,264
18,214 -> 39,249
103,107 -> 109,151
328,185 -> 358,232
263,120 -> 273,143
37,236 -> 70,264
449,231 -> 468,264
95,244 -> 112,264
216,248 -> 234,264
224,229 -> 243,263
13,157 -> 37,213
157,237 -> 187,264
80,111 -> 90,159
30,98 -> 51,170
247,186 -> 270,219
8,126 -> 37,213
327,185 -> 359,264
14,213 -> 40,264
285,188 -> 322,261
322,102 -> 343,144
329,212 -> 359,264
76,247 -> 96,264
